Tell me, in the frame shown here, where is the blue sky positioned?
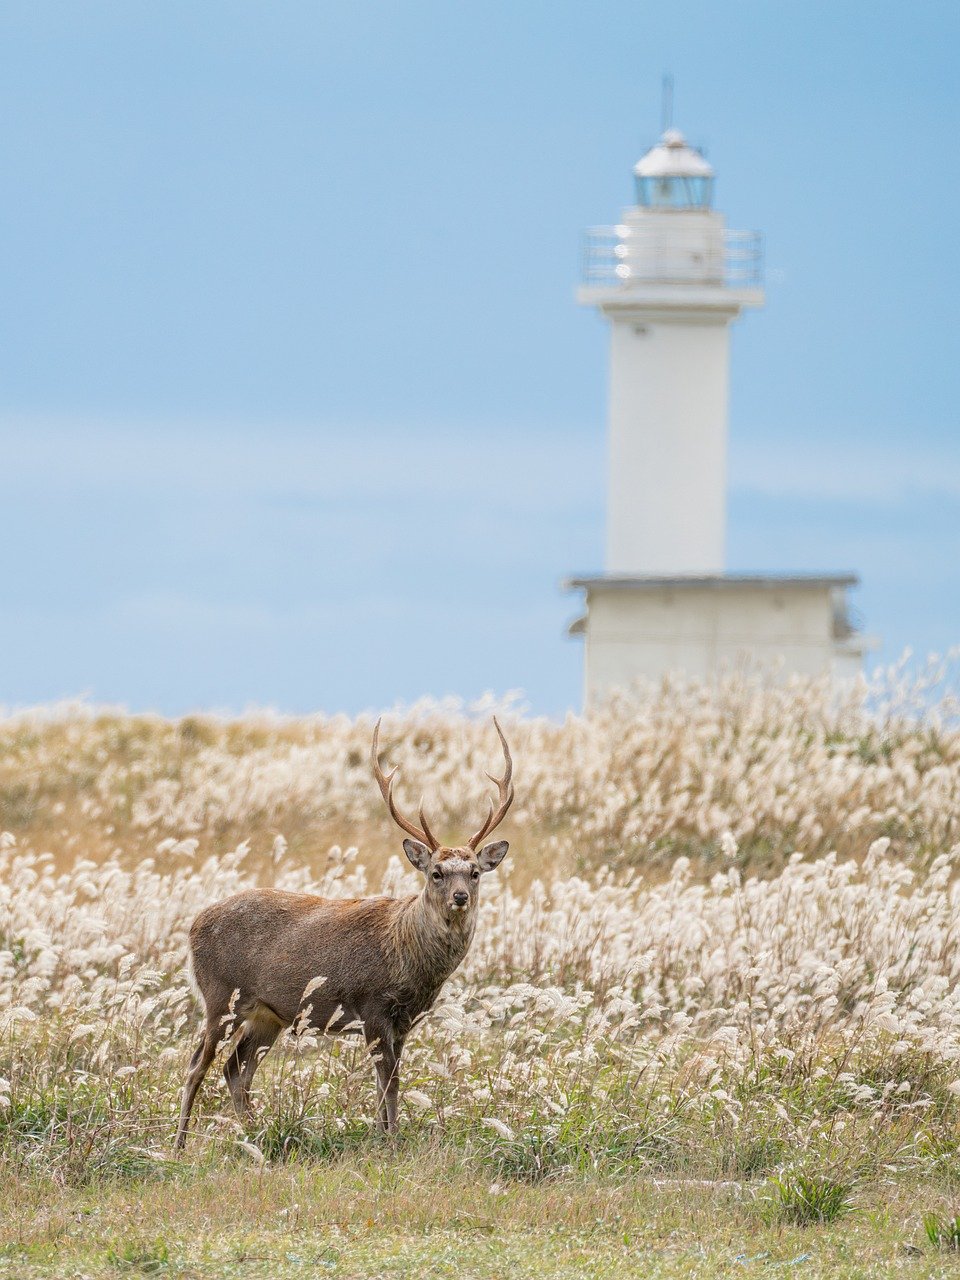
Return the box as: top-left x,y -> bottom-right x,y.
1,1 -> 958,716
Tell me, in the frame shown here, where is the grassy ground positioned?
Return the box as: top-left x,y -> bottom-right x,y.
5,684 -> 960,1276
3,1154 -> 960,1279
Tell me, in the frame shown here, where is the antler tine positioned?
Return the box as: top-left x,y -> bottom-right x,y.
370,718 -> 439,850
468,798 -> 496,849
418,800 -> 439,852
467,716 -> 514,849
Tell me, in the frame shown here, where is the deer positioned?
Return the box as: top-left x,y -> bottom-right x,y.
174,717 -> 514,1150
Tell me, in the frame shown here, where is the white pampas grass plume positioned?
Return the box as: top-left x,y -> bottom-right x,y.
481,1118 -> 516,1141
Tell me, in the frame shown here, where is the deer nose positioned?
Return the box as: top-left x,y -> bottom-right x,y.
452,890 -> 469,908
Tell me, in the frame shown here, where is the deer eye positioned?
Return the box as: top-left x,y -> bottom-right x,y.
431,869 -> 443,882
471,869 -> 480,880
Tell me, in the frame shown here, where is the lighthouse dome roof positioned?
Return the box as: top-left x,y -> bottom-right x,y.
634,129 -> 714,179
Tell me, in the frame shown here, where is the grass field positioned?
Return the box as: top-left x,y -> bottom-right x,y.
5,1160 -> 959,1278
3,666 -> 960,1276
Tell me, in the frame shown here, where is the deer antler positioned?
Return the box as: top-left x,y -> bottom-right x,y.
371,719 -> 440,851
467,717 -> 514,849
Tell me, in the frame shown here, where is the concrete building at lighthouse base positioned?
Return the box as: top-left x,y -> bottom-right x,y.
566,573 -> 868,702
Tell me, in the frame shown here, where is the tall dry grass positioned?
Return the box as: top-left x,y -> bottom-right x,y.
3,658 -> 959,881
2,661 -> 960,1193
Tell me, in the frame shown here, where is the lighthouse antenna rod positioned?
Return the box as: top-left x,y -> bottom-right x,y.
660,73 -> 674,134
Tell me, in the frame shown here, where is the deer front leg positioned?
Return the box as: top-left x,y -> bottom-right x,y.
365,1022 -> 402,1134
382,1033 -> 405,1134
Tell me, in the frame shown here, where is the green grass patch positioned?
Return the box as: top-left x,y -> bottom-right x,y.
922,1211 -> 960,1251
768,1171 -> 856,1225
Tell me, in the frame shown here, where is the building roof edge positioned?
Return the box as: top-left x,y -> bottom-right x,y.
563,572 -> 861,593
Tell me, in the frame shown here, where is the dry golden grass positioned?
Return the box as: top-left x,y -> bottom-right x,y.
3,660 -> 959,885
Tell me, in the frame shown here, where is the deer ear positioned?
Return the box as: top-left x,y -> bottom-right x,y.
403,839 -> 432,873
477,840 -> 509,872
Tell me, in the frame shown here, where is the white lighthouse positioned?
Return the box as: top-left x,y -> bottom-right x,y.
566,127 -> 872,702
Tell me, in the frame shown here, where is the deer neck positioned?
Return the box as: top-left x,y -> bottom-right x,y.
390,892 -> 475,995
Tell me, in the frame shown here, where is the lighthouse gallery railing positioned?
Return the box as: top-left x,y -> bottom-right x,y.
581,227 -> 764,289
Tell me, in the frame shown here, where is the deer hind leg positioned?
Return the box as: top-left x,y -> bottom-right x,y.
223,1011 -> 282,1120
175,1023 -> 219,1152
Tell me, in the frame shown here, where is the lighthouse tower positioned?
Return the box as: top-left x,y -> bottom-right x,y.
584,129 -> 762,574
566,127 -> 871,702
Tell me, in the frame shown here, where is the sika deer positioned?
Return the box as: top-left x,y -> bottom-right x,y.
174,718 -> 514,1149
